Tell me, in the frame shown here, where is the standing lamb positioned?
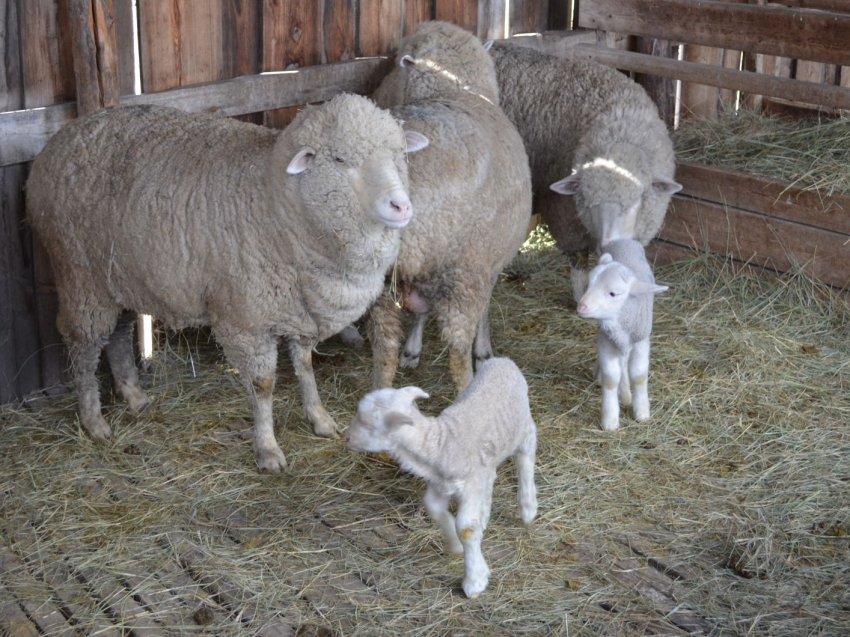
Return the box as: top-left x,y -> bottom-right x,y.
367,21 -> 532,391
346,357 -> 538,598
26,94 -> 428,473
488,41 -> 682,257
576,239 -> 668,431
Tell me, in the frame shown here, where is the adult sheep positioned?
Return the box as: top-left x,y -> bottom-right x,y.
369,21 -> 532,391
26,94 -> 428,473
488,41 -> 682,257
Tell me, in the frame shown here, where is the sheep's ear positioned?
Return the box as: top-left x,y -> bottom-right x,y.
286,146 -> 316,175
384,411 -> 415,428
404,131 -> 429,153
400,54 -> 416,68
629,281 -> 669,297
550,173 -> 581,196
598,253 -> 614,265
652,175 -> 683,195
483,40 -> 495,51
401,386 -> 429,401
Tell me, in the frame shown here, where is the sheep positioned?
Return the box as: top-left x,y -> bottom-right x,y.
368,21 -> 532,392
575,239 -> 668,431
487,41 -> 682,258
345,357 -> 538,598
26,94 -> 428,473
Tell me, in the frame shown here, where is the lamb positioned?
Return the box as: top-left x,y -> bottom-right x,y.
367,21 -> 532,391
488,41 -> 682,257
26,94 -> 428,473
575,239 -> 668,431
345,357 -> 538,598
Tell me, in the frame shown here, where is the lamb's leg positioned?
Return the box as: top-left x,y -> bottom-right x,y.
423,484 -> 462,554
618,350 -> 632,406
68,341 -> 112,441
104,311 -> 150,412
456,475 -> 494,598
516,429 -> 538,524
473,302 -> 493,367
399,312 -> 428,369
288,337 -> 339,439
216,329 -> 287,472
629,338 -> 652,422
338,323 -> 365,349
368,292 -> 403,389
597,334 -> 622,431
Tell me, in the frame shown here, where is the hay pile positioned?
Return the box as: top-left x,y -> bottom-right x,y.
672,109 -> 850,196
1,240 -> 849,636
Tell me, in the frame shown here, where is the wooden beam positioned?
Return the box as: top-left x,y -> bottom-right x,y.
569,44 -> 850,111
578,0 -> 850,66
0,56 -> 394,167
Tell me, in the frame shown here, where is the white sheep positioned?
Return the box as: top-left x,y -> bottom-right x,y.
26,94 -> 428,472
368,21 -> 532,391
488,41 -> 682,257
576,239 -> 668,431
346,357 -> 538,599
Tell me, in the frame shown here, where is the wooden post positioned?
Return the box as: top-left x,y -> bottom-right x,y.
635,38 -> 675,126
68,0 -> 120,115
478,0 -> 507,41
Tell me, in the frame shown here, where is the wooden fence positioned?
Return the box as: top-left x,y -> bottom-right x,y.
2,0 -> 849,403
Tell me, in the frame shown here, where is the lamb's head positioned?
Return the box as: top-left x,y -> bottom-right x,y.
550,144 -> 682,249
577,253 -> 668,321
276,93 -> 428,230
346,386 -> 429,453
391,21 -> 499,105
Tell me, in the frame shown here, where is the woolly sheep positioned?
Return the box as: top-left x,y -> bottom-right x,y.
488,41 -> 682,257
369,22 -> 532,391
346,357 -> 538,598
576,239 -> 668,431
26,95 -> 428,473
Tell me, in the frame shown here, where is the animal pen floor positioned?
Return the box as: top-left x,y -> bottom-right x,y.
1,242 -> 848,637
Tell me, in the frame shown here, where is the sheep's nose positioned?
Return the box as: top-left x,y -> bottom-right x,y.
390,198 -> 411,216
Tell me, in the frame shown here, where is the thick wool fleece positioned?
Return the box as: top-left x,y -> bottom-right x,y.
369,22 -> 532,391
489,41 -> 678,255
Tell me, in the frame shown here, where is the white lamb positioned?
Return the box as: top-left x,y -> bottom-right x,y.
576,239 -> 668,431
345,357 -> 537,599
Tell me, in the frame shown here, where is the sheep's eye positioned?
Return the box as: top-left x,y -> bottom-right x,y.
334,156 -> 345,164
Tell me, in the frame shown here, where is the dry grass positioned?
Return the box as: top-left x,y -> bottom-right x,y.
2,240 -> 850,636
672,108 -> 850,197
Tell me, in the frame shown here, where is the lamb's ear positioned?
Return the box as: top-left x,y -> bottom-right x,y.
550,173 -> 581,196
404,131 -> 429,153
652,175 -> 683,195
384,411 -> 415,429
483,40 -> 495,51
400,54 -> 416,68
286,146 -> 316,175
401,386 -> 429,401
598,253 -> 614,265
629,281 -> 669,297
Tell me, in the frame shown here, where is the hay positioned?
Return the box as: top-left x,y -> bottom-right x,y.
672,109 -> 850,197
2,241 -> 850,636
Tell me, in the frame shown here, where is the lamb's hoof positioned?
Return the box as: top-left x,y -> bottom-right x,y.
600,418 -> 620,432
520,502 -> 538,525
447,540 -> 464,555
399,351 -> 420,369
633,409 -> 650,423
462,571 -> 490,599
84,414 -> 112,442
255,446 -> 288,473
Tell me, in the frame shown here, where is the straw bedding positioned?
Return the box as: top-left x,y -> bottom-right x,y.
1,235 -> 849,636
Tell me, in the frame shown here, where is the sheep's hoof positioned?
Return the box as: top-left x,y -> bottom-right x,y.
255,446 -> 288,473
84,414 -> 112,442
308,409 -> 340,439
399,351 -> 420,369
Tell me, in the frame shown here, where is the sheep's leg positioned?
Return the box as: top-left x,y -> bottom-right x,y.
597,334 -> 621,431
104,311 -> 150,412
68,341 -> 112,441
399,312 -> 428,369
473,303 -> 493,367
423,484 -> 462,554
216,329 -> 287,472
368,292 -> 403,389
456,475 -> 493,598
516,429 -> 538,524
618,350 -> 632,406
629,338 -> 651,422
288,337 -> 339,439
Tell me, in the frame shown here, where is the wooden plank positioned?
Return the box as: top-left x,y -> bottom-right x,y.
771,0 -> 850,11
359,0 -> 403,57
796,59 -> 838,84
405,0 -> 434,36
578,0 -> 850,66
478,0 -> 507,40
510,0 -> 547,35
435,0 -> 478,32
113,0 -> 136,96
677,161 -> 850,235
0,56 -> 394,167
1,0 -> 23,112
635,37 -> 675,125
68,0 -> 121,114
569,44 -> 850,111
659,196 -> 850,288
221,0 -> 260,79
137,0 -> 179,93
20,0 -> 76,108
324,0 -> 356,62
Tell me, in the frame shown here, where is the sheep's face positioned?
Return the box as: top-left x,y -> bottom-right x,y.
346,387 -> 429,453
577,255 -> 667,321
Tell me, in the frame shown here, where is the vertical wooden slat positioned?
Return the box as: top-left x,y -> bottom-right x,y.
509,0 -> 547,35
549,0 -> 571,31
404,0 -> 433,36
478,0 -> 506,40
68,0 -> 120,114
325,0 -> 356,62
1,0 -> 23,112
358,0 -> 403,57
222,0 -> 260,79
635,37 -> 675,125
435,0 -> 477,32
113,0 -> 137,95
137,1 -> 180,92
20,0 -> 76,108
